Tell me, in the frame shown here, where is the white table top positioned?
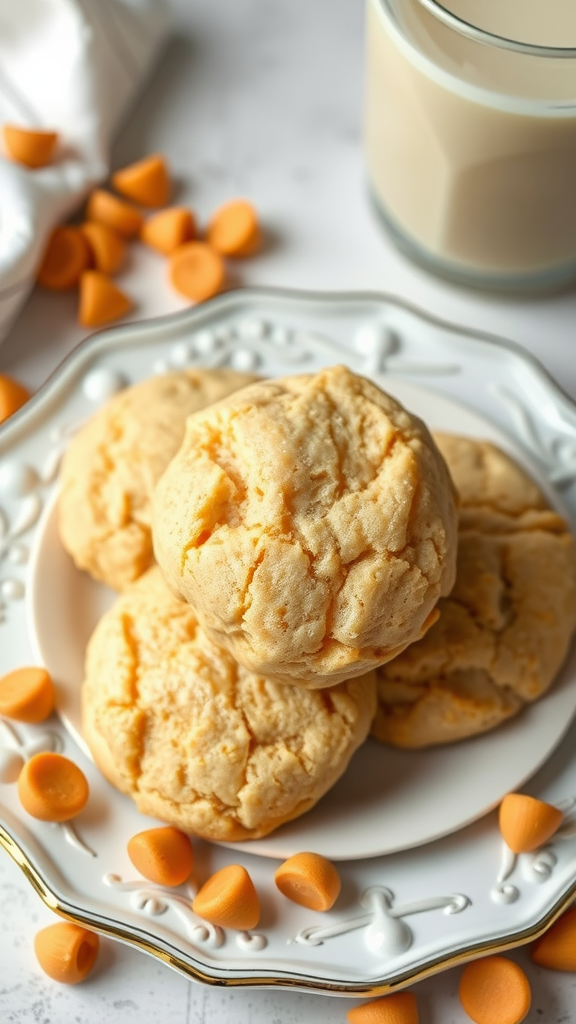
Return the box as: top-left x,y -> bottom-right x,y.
2,1 -> 576,1020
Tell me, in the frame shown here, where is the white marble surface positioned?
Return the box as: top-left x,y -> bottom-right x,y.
2,0 -> 576,1020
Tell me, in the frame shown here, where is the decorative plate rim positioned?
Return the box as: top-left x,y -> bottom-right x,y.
3,822 -> 576,997
2,285 -> 576,451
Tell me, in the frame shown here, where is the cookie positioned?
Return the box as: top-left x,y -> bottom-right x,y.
371,435 -> 576,748
433,433 -> 548,520
59,368 -> 257,590
152,365 -> 458,687
82,568 -> 377,841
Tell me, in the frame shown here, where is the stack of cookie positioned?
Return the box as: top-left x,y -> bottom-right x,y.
59,364 -> 576,842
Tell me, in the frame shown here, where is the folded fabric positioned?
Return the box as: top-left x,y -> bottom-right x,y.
0,0 -> 169,346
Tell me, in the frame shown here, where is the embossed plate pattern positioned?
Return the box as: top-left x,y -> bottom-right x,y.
1,288 -> 576,994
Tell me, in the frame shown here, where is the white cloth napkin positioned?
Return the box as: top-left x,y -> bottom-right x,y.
0,0 -> 169,346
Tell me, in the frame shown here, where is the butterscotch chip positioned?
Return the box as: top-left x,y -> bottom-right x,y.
152,365 -> 458,687
59,368 -> 257,590
372,435 -> 576,748
82,568 -> 376,841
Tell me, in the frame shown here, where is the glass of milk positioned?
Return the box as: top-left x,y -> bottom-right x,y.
364,0 -> 576,289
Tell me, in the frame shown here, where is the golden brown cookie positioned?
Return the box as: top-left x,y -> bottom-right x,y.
59,368 -> 257,590
152,365 -> 458,688
433,433 -> 548,520
82,568 -> 377,841
372,435 -> 576,748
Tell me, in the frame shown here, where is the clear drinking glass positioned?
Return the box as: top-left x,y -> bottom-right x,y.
364,0 -> 576,289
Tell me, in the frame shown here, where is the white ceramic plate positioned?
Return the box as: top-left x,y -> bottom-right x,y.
2,288 -> 576,994
25,383 -> 576,863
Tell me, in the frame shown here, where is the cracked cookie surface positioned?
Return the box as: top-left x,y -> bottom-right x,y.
152,365 -> 458,687
371,435 -> 576,748
59,368 -> 257,590
81,567 -> 377,841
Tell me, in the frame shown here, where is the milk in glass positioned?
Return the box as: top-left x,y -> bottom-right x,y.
365,0 -> 576,286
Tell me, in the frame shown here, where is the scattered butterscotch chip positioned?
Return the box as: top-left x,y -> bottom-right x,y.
34,923 -> 99,984
169,241 -> 225,301
37,227 -> 91,290
80,221 -> 126,275
86,189 -> 144,238
459,956 -> 531,1024
274,852 -> 341,911
18,752 -> 89,822
127,827 -> 194,887
499,793 -> 563,854
78,270 -> 133,328
207,198 -> 260,256
111,153 -> 170,207
192,865 -> 260,930
141,206 -> 196,255
3,125 -> 58,168
0,667 -> 54,723
531,906 -> 576,971
347,991 -> 419,1024
0,374 -> 30,425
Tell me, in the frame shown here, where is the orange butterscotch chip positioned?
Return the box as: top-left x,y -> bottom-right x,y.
531,906 -> 576,971
3,125 -> 58,168
347,991 -> 419,1024
141,207 -> 196,255
18,752 -> 89,822
127,827 -> 194,887
169,241 -> 225,302
206,199 -> 260,257
499,793 -> 563,854
34,923 -> 99,984
274,852 -> 341,911
37,227 -> 91,290
80,221 -> 126,275
192,865 -> 260,930
0,667 -> 55,723
459,956 -> 531,1024
86,190 -> 144,238
78,271 -> 133,328
0,375 -> 30,425
111,153 -> 170,208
